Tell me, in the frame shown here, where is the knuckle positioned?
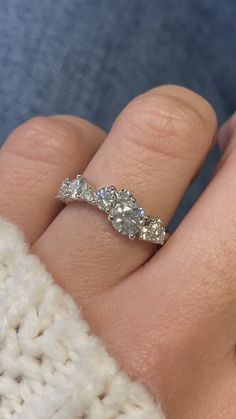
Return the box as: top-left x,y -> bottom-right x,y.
115,93 -> 209,160
7,116 -> 81,167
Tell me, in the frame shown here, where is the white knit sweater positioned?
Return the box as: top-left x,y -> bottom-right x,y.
0,218 -> 165,419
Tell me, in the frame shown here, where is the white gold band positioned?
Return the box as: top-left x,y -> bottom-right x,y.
57,175 -> 166,245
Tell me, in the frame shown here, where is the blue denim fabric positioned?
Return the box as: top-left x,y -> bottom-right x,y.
0,0 -> 235,224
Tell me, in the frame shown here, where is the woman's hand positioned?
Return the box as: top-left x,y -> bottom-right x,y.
1,85 -> 235,419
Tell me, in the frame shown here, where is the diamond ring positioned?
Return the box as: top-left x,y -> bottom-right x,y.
57,175 -> 167,245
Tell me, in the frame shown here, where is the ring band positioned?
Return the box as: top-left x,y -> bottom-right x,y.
57,175 -> 167,245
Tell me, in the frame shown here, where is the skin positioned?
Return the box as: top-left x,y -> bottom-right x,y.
0,85 -> 236,418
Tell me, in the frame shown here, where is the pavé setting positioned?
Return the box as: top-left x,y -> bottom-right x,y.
139,217 -> 165,245
57,175 -> 166,245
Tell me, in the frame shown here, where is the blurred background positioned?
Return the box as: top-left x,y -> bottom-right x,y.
0,0 -> 235,225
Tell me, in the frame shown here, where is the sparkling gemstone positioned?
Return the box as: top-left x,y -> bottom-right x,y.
109,202 -> 145,237
68,177 -> 87,198
140,226 -> 148,239
57,179 -> 71,201
156,226 -> 165,244
118,189 -> 137,208
83,188 -> 96,203
139,219 -> 165,244
96,187 -> 118,211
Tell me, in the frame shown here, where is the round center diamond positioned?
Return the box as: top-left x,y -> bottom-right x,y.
109,202 -> 145,237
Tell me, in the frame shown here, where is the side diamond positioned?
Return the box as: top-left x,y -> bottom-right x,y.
139,218 -> 165,245
95,186 -> 118,211
82,188 -> 96,204
57,178 -> 71,201
118,188 -> 138,208
68,176 -> 87,199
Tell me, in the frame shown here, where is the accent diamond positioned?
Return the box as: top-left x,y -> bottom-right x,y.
57,178 -> 71,201
139,218 -> 165,245
68,176 -> 87,199
83,188 -> 96,204
118,188 -> 137,208
96,187 -> 118,211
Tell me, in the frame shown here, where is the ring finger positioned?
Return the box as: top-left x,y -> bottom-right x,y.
34,85 -> 216,301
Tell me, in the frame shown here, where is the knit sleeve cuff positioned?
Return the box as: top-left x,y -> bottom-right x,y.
0,218 -> 165,419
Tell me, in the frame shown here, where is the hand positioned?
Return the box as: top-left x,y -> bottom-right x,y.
0,85 -> 235,419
